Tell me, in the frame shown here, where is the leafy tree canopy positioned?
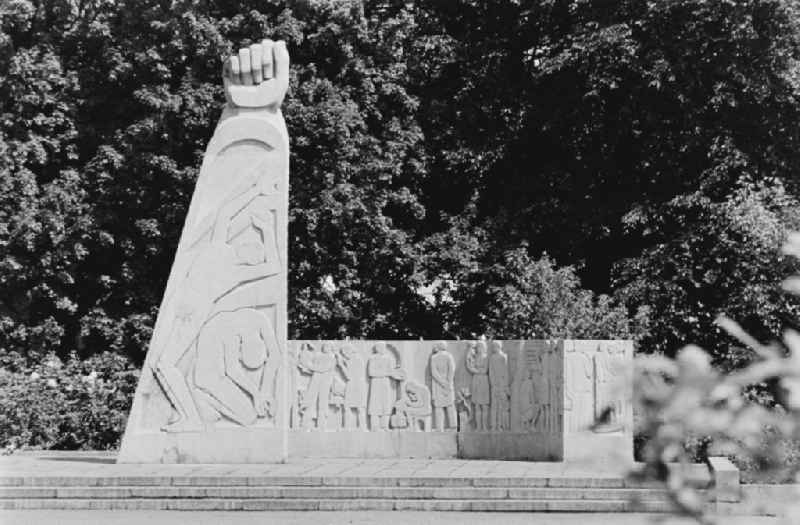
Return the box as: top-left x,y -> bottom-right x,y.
1,0 -> 799,366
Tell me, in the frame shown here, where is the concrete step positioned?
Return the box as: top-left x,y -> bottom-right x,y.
0,497 -> 691,512
0,475 -> 669,489
0,485 -> 683,502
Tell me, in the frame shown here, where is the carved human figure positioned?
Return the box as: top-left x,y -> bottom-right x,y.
153,183 -> 283,432
429,341 -> 456,431
609,345 -> 627,423
465,340 -> 490,431
488,340 -> 510,431
531,357 -> 549,431
286,343 -> 300,429
337,344 -> 367,430
367,342 -> 405,431
193,309 -> 279,427
598,344 -> 627,428
594,346 -> 613,423
517,367 -> 535,430
509,345 -> 525,431
298,342 -> 336,430
142,40 -> 291,434
455,388 -> 472,432
546,344 -> 561,432
393,381 -> 432,431
565,344 -> 594,432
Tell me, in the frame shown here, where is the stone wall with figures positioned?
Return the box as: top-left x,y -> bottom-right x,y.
119,336 -> 631,462
288,340 -> 563,434
283,339 -> 631,462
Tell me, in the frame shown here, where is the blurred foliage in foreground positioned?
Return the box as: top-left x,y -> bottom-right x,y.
633,234 -> 800,521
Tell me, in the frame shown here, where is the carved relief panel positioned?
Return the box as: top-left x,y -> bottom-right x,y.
562,340 -> 633,434
119,40 -> 291,444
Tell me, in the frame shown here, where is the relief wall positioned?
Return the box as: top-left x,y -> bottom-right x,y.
286,340 -> 568,436
563,340 -> 634,435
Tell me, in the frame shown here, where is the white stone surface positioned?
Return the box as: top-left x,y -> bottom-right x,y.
118,39 -> 291,463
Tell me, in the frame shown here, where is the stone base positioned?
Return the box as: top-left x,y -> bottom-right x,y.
118,429 -> 569,463
458,432 -> 562,461
117,428 -> 285,464
289,430 -> 457,459
563,431 -> 633,466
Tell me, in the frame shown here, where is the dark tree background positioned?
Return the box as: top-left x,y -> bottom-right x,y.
2,0 -> 800,367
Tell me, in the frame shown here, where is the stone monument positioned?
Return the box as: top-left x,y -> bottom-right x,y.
118,39 -> 291,463
118,38 -> 634,464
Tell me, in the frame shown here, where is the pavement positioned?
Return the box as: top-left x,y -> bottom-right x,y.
0,511 -> 790,525
0,451 -> 708,482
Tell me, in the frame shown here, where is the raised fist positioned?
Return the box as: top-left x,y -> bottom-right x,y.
222,39 -> 290,109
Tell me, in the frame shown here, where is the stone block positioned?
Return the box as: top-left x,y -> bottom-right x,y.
472,476 -> 548,487
707,456 -> 740,503
56,487 -> 132,499
241,499 -> 319,511
396,476 -> 470,487
0,487 -> 57,498
256,475 -> 323,486
458,431 -> 562,461
289,429 -> 457,459
180,476 -> 250,486
321,476 -> 398,487
430,487 -> 507,499
204,487 -> 279,498
317,499 -> 393,511
470,499 -> 549,511
0,477 -> 23,487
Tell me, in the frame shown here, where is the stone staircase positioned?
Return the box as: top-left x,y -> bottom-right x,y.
0,474 -> 702,512
0,453 -> 711,512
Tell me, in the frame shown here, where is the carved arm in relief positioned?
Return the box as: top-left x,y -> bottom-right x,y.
222,336 -> 263,411
256,320 -> 281,417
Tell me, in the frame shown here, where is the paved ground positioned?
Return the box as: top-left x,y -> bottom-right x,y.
0,510 -> 789,525
0,451 -> 708,482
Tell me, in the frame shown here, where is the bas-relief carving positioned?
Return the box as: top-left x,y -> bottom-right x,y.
297,342 -> 336,430
564,342 -> 594,432
488,341 -> 510,431
392,380 -> 432,431
367,342 -> 407,431
119,39 -> 291,441
193,309 -> 280,427
465,341 -> 490,431
514,340 -> 559,433
544,341 -> 561,433
338,344 -> 368,430
593,342 -> 628,430
561,340 -> 634,434
430,341 -> 456,431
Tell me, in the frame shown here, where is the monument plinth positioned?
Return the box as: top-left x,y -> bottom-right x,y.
118,40 -> 633,464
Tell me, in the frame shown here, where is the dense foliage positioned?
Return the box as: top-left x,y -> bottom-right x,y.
0,351 -> 138,450
1,0 -> 800,370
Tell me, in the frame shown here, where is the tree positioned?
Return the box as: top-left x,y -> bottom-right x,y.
3,0 -> 800,369
0,1 -> 450,361
614,179 -> 800,363
414,0 -> 800,359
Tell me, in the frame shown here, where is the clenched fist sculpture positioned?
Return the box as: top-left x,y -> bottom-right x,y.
222,39 -> 290,109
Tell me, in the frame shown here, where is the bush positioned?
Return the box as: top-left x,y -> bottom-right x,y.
0,351 -> 138,451
632,232 -> 800,519
441,244 -> 649,340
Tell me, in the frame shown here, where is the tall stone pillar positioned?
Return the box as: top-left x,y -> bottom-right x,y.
118,39 -> 290,463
